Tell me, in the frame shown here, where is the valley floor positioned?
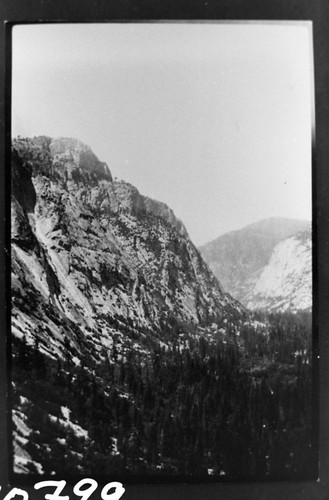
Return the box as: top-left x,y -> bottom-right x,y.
11,311 -> 317,481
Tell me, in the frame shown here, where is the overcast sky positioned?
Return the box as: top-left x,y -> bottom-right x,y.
12,23 -> 314,246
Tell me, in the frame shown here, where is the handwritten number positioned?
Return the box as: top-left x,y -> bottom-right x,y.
101,482 -> 125,500
34,480 -> 69,500
2,487 -> 29,500
72,479 -> 98,500
1,480 -> 125,500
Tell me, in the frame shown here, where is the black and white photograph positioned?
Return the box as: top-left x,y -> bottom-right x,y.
10,21 -> 316,482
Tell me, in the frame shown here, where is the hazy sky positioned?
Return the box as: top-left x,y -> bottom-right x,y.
12,23 -> 314,246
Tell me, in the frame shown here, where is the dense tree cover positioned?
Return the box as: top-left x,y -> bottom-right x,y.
12,311 -> 316,480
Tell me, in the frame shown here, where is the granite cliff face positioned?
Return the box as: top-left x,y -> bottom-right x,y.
11,136 -> 250,473
11,136 -> 245,364
244,230 -> 312,312
199,218 -> 311,313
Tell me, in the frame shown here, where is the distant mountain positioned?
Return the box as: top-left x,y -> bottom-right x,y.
199,218 -> 311,312
244,230 -> 312,312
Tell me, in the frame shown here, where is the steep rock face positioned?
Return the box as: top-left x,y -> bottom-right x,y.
49,137 -> 112,182
12,148 -> 37,215
244,230 -> 312,312
200,218 -> 311,312
11,136 -> 245,365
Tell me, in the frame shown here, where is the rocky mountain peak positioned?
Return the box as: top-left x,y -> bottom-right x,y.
13,136 -> 113,186
12,136 -> 188,239
50,137 -> 113,183
200,219 -> 312,313
49,137 -> 90,155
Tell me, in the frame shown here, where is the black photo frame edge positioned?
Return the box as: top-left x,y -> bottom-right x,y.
1,1 -> 329,499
